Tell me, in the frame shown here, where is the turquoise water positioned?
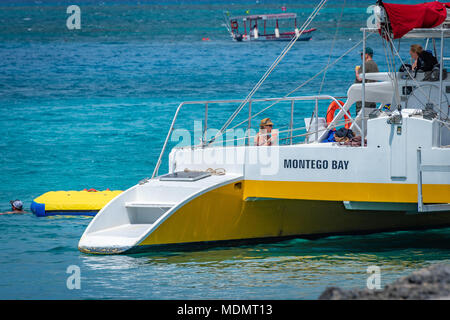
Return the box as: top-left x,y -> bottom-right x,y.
1,0 -> 450,299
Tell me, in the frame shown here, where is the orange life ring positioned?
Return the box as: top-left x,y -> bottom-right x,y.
87,188 -> 98,192
231,20 -> 238,30
326,100 -> 351,129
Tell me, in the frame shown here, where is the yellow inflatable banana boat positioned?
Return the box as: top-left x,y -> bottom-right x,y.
31,189 -> 122,217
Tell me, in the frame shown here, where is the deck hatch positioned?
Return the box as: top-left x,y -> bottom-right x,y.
159,171 -> 211,182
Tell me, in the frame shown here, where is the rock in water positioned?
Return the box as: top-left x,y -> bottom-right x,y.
319,264 -> 450,300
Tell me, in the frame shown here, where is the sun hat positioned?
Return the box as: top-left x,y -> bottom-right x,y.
260,118 -> 273,128
10,200 -> 23,210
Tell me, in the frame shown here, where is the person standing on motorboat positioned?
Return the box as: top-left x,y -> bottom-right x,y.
410,44 -> 438,72
354,47 -> 379,115
251,24 -> 258,38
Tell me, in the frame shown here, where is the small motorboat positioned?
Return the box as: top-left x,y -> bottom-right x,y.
31,189 -> 122,217
225,13 -> 316,42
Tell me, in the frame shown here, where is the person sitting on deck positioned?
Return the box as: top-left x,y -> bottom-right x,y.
410,44 -> 438,72
354,47 -> 379,116
255,118 -> 278,146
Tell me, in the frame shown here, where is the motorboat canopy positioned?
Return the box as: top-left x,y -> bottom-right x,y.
230,13 -> 297,21
226,12 -> 316,42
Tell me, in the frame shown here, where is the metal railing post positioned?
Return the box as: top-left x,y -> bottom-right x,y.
361,29 -> 366,147
417,148 -> 423,212
152,102 -> 184,179
439,29 -> 444,128
314,98 -> 319,142
247,100 -> 252,146
416,147 -> 450,213
203,103 -> 208,147
290,100 -> 294,145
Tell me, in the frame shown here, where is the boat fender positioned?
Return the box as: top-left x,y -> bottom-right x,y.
326,100 -> 351,129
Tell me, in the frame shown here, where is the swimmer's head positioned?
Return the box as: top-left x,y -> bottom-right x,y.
10,200 -> 23,210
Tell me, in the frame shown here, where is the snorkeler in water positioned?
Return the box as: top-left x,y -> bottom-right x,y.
0,200 -> 27,215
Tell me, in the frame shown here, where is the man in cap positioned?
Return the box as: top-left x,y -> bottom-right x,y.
1,200 -> 26,215
354,47 -> 379,115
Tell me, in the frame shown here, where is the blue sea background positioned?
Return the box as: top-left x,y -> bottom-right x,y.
1,0 -> 450,299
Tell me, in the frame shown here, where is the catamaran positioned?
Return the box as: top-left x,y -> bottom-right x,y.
224,13 -> 316,42
79,1 -> 450,254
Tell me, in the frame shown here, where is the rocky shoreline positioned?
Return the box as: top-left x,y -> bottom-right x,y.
319,264 -> 450,300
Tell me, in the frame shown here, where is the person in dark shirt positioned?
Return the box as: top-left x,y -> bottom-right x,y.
410,44 -> 438,72
355,47 -> 379,83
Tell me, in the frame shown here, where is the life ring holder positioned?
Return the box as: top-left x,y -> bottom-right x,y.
326,100 -> 351,129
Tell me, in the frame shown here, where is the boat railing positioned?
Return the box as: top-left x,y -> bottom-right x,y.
152,95 -> 348,178
213,118 -> 348,146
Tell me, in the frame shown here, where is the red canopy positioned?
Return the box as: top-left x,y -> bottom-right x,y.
382,1 -> 450,38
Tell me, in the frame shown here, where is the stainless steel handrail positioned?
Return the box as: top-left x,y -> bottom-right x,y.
417,148 -> 450,212
151,95 -> 348,178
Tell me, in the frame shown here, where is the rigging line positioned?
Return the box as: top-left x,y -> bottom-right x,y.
382,25 -> 396,78
319,0 -> 346,95
382,24 -> 406,108
230,38 -> 368,130
218,0 -> 327,132
219,3 -> 325,128
209,0 -> 328,144
228,35 -> 372,131
387,35 -> 402,107
384,29 -> 443,109
383,29 -> 394,74
381,35 -> 393,77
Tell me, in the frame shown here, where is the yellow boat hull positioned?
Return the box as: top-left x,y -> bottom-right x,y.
138,180 -> 450,249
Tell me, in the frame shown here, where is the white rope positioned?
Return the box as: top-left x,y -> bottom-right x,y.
182,168 -> 226,176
